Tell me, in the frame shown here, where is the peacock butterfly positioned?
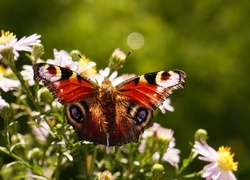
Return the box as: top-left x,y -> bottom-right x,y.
33,63 -> 186,147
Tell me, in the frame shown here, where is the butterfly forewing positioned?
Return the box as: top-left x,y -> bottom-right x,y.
33,63 -> 98,104
116,70 -> 186,109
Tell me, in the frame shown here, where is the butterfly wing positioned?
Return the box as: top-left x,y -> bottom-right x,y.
116,70 -> 186,109
33,63 -> 107,144
106,101 -> 154,146
64,100 -> 109,145
33,63 -> 98,104
106,70 -> 186,145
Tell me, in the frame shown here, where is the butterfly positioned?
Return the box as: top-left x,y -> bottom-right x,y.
33,63 -> 186,147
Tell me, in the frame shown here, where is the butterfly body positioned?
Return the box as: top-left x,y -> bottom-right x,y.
33,63 -> 186,146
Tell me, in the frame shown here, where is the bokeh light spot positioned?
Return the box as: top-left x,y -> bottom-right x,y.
127,32 -> 144,50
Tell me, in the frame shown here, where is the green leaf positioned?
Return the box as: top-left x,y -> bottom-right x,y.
32,166 -> 44,176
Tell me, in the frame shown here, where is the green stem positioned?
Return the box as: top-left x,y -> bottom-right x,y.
10,64 -> 42,112
54,150 -> 63,180
0,147 -> 32,168
182,170 -> 203,179
4,118 -> 11,150
88,146 -> 98,179
177,151 -> 196,175
2,117 -> 32,171
10,151 -> 32,168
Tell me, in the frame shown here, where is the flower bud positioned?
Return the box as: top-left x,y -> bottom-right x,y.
194,129 -> 208,141
38,87 -> 54,103
108,48 -> 127,72
27,147 -> 43,160
11,133 -> 24,144
1,105 -> 13,120
70,50 -> 82,61
1,49 -> 15,67
55,123 -> 63,130
31,43 -> 44,62
151,163 -> 165,180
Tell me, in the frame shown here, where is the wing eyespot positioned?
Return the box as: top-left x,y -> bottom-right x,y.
127,104 -> 153,125
134,108 -> 148,124
65,101 -> 88,123
70,105 -> 84,122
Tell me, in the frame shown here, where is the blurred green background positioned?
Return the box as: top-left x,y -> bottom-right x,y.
1,0 -> 249,178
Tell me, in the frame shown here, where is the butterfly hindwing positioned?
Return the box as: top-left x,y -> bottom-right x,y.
65,100 -> 109,145
33,63 -> 98,104
110,101 -> 153,146
65,99 -> 153,146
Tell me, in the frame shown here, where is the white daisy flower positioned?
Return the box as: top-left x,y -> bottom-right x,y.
46,49 -> 79,72
99,67 -> 112,78
113,73 -> 136,86
138,123 -> 180,168
0,77 -> 20,92
46,49 -> 97,78
21,65 -> 34,86
0,30 -> 41,60
95,67 -> 118,86
154,124 -> 174,141
94,66 -> 136,87
31,120 -> 50,143
192,140 -> 238,180
162,139 -> 180,168
98,170 -> 114,180
158,98 -> 175,114
145,122 -> 174,141
0,65 -> 20,92
0,96 -> 9,109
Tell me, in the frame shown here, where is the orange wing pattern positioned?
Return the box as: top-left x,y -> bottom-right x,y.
33,63 -> 98,104
116,70 -> 186,109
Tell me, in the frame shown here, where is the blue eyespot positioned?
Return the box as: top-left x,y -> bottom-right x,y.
134,108 -> 148,124
70,105 -> 84,122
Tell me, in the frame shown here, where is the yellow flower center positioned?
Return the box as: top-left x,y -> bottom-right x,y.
0,30 -> 16,45
0,65 -> 5,78
217,146 -> 238,171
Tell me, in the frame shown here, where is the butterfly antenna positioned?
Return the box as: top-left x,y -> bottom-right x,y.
127,51 -> 131,57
